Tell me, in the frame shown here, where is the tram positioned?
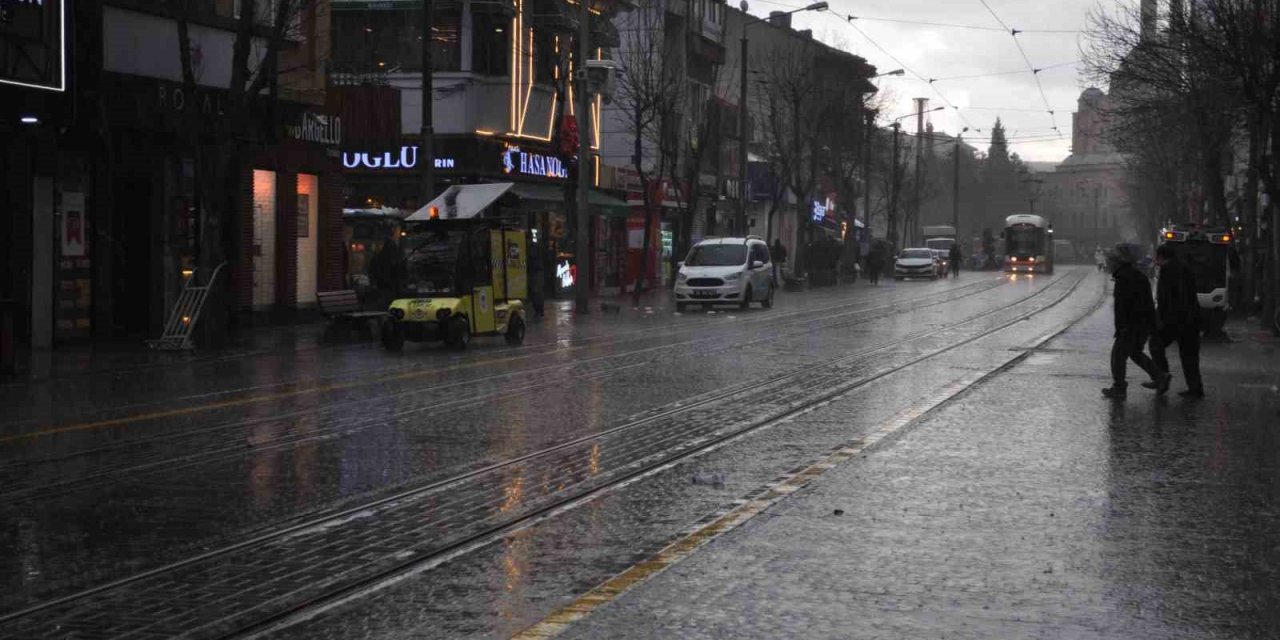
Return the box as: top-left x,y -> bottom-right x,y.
1157,223 -> 1235,335
1002,214 -> 1054,274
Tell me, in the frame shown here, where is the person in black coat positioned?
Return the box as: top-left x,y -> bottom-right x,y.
1143,244 -> 1203,397
1103,243 -> 1168,399
948,243 -> 962,278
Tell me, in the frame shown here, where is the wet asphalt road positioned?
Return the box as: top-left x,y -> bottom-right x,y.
1,266 -> 1276,639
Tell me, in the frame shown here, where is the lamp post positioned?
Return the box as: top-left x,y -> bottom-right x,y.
886,106 -> 942,248
858,70 -> 902,239
574,0 -> 591,313
420,0 -> 435,207
737,1 -> 829,234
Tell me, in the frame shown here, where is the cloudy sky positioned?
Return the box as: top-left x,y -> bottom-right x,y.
762,0 -> 1112,163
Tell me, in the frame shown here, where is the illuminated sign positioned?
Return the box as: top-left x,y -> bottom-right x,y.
287,113 -> 342,146
503,146 -> 568,180
0,0 -> 65,92
341,146 -> 456,170
811,197 -> 835,223
556,260 -> 575,289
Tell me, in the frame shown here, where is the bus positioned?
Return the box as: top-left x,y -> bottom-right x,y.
1158,223 -> 1235,335
1002,214 -> 1053,274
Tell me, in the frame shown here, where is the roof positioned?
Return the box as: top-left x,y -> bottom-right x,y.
407,183 -> 514,221
1005,214 -> 1047,227
697,236 -> 765,245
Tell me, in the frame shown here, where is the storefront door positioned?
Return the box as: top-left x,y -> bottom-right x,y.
295,174 -> 319,305
252,170 -> 277,308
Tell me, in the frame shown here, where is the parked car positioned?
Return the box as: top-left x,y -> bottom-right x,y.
894,248 -> 939,280
675,237 -> 775,312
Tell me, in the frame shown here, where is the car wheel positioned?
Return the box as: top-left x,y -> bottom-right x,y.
504,315 -> 526,345
1202,308 -> 1227,336
740,286 -> 752,310
676,302 -> 687,313
381,320 -> 404,352
448,317 -> 471,349
762,284 -> 774,309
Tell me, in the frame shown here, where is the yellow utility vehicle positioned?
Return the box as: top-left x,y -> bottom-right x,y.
381,184 -> 527,350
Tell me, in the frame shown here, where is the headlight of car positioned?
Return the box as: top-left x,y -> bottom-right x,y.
676,272 -> 688,282
723,272 -> 743,281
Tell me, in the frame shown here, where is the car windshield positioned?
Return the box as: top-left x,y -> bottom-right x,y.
686,244 -> 747,266
1006,227 -> 1041,255
900,249 -> 933,260
401,229 -> 465,295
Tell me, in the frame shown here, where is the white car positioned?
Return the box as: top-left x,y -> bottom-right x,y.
675,237 -> 775,312
894,248 -> 939,280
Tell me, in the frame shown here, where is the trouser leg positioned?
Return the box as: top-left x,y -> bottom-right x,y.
1149,327 -> 1172,376
1110,336 -> 1129,385
1127,331 -> 1161,380
1179,329 -> 1203,391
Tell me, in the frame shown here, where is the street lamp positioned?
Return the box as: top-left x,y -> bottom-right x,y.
887,106 -> 942,247
873,69 -> 905,78
738,1 -> 829,235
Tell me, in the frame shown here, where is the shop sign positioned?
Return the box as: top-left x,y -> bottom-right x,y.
811,197 -> 836,223
341,146 -> 457,171
556,260 -> 576,289
502,146 -> 568,180
287,112 -> 342,146
156,82 -> 227,118
0,0 -> 65,92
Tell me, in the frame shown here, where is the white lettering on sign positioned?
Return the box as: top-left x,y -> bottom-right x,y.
341,146 -> 456,170
287,113 -> 342,145
556,260 -> 575,288
502,146 -> 567,180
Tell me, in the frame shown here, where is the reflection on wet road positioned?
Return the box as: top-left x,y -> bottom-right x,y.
2,268 -> 1278,639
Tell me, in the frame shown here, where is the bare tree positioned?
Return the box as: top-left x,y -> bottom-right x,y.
613,1 -> 681,299
662,49 -> 726,274
173,0 -> 320,344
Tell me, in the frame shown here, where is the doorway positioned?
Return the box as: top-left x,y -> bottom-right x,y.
252,170 -> 277,308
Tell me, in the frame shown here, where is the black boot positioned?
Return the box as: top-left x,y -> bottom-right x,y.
1102,382 -> 1128,399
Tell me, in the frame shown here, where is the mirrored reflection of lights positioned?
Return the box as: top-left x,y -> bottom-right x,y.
588,443 -> 601,477
499,473 -> 525,514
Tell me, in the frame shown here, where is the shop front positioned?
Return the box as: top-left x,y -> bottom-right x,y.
340,135 -> 630,297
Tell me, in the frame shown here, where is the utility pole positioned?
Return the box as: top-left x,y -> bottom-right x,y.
419,0 -> 435,205
738,33 -> 749,235
863,110 -> 874,236
889,122 -> 901,248
575,0 -> 591,313
911,97 -> 927,248
952,127 -> 967,232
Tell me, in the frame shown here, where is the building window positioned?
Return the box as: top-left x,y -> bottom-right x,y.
472,12 -> 509,76
331,8 -> 461,74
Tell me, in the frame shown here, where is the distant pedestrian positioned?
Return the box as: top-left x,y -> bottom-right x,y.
369,230 -> 406,309
1094,246 -> 1106,272
528,238 -> 546,318
1102,243 -> 1167,399
771,239 -> 788,286
1143,244 -> 1203,397
948,243 -> 962,278
866,243 -> 883,285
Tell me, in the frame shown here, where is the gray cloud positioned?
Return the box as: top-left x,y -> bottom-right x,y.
769,0 -> 1103,161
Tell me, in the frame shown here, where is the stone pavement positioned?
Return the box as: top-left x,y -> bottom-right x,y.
560,303 -> 1280,638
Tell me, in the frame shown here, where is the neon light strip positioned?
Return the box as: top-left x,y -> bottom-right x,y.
0,0 -> 66,92
519,27 -> 534,134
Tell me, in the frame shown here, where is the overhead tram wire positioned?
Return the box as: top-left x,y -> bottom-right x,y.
927,60 -> 1077,83
976,0 -> 1063,139
756,0 -> 1078,33
840,17 -> 978,133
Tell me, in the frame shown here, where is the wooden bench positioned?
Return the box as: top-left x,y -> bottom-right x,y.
316,290 -> 387,337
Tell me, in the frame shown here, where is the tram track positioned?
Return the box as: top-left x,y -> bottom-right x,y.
0,279 -> 1000,437
0,278 -> 1011,498
0,272 -> 1090,639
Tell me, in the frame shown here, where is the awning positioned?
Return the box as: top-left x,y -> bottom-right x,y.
510,182 -> 631,217
407,182 -> 514,221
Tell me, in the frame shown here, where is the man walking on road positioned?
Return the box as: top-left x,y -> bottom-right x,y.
770,239 -> 788,287
1103,243 -> 1168,399
1143,244 -> 1204,397
948,243 -> 962,278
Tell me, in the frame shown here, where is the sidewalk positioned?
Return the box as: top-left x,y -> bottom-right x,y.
561,307 -> 1280,638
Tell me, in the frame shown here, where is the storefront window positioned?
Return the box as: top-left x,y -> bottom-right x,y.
331,9 -> 462,74
252,170 -> 277,308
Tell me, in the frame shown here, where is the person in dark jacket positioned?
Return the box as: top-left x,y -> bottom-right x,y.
771,239 -> 788,286
1143,244 -> 1203,397
948,243 -> 962,278
1103,243 -> 1168,399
